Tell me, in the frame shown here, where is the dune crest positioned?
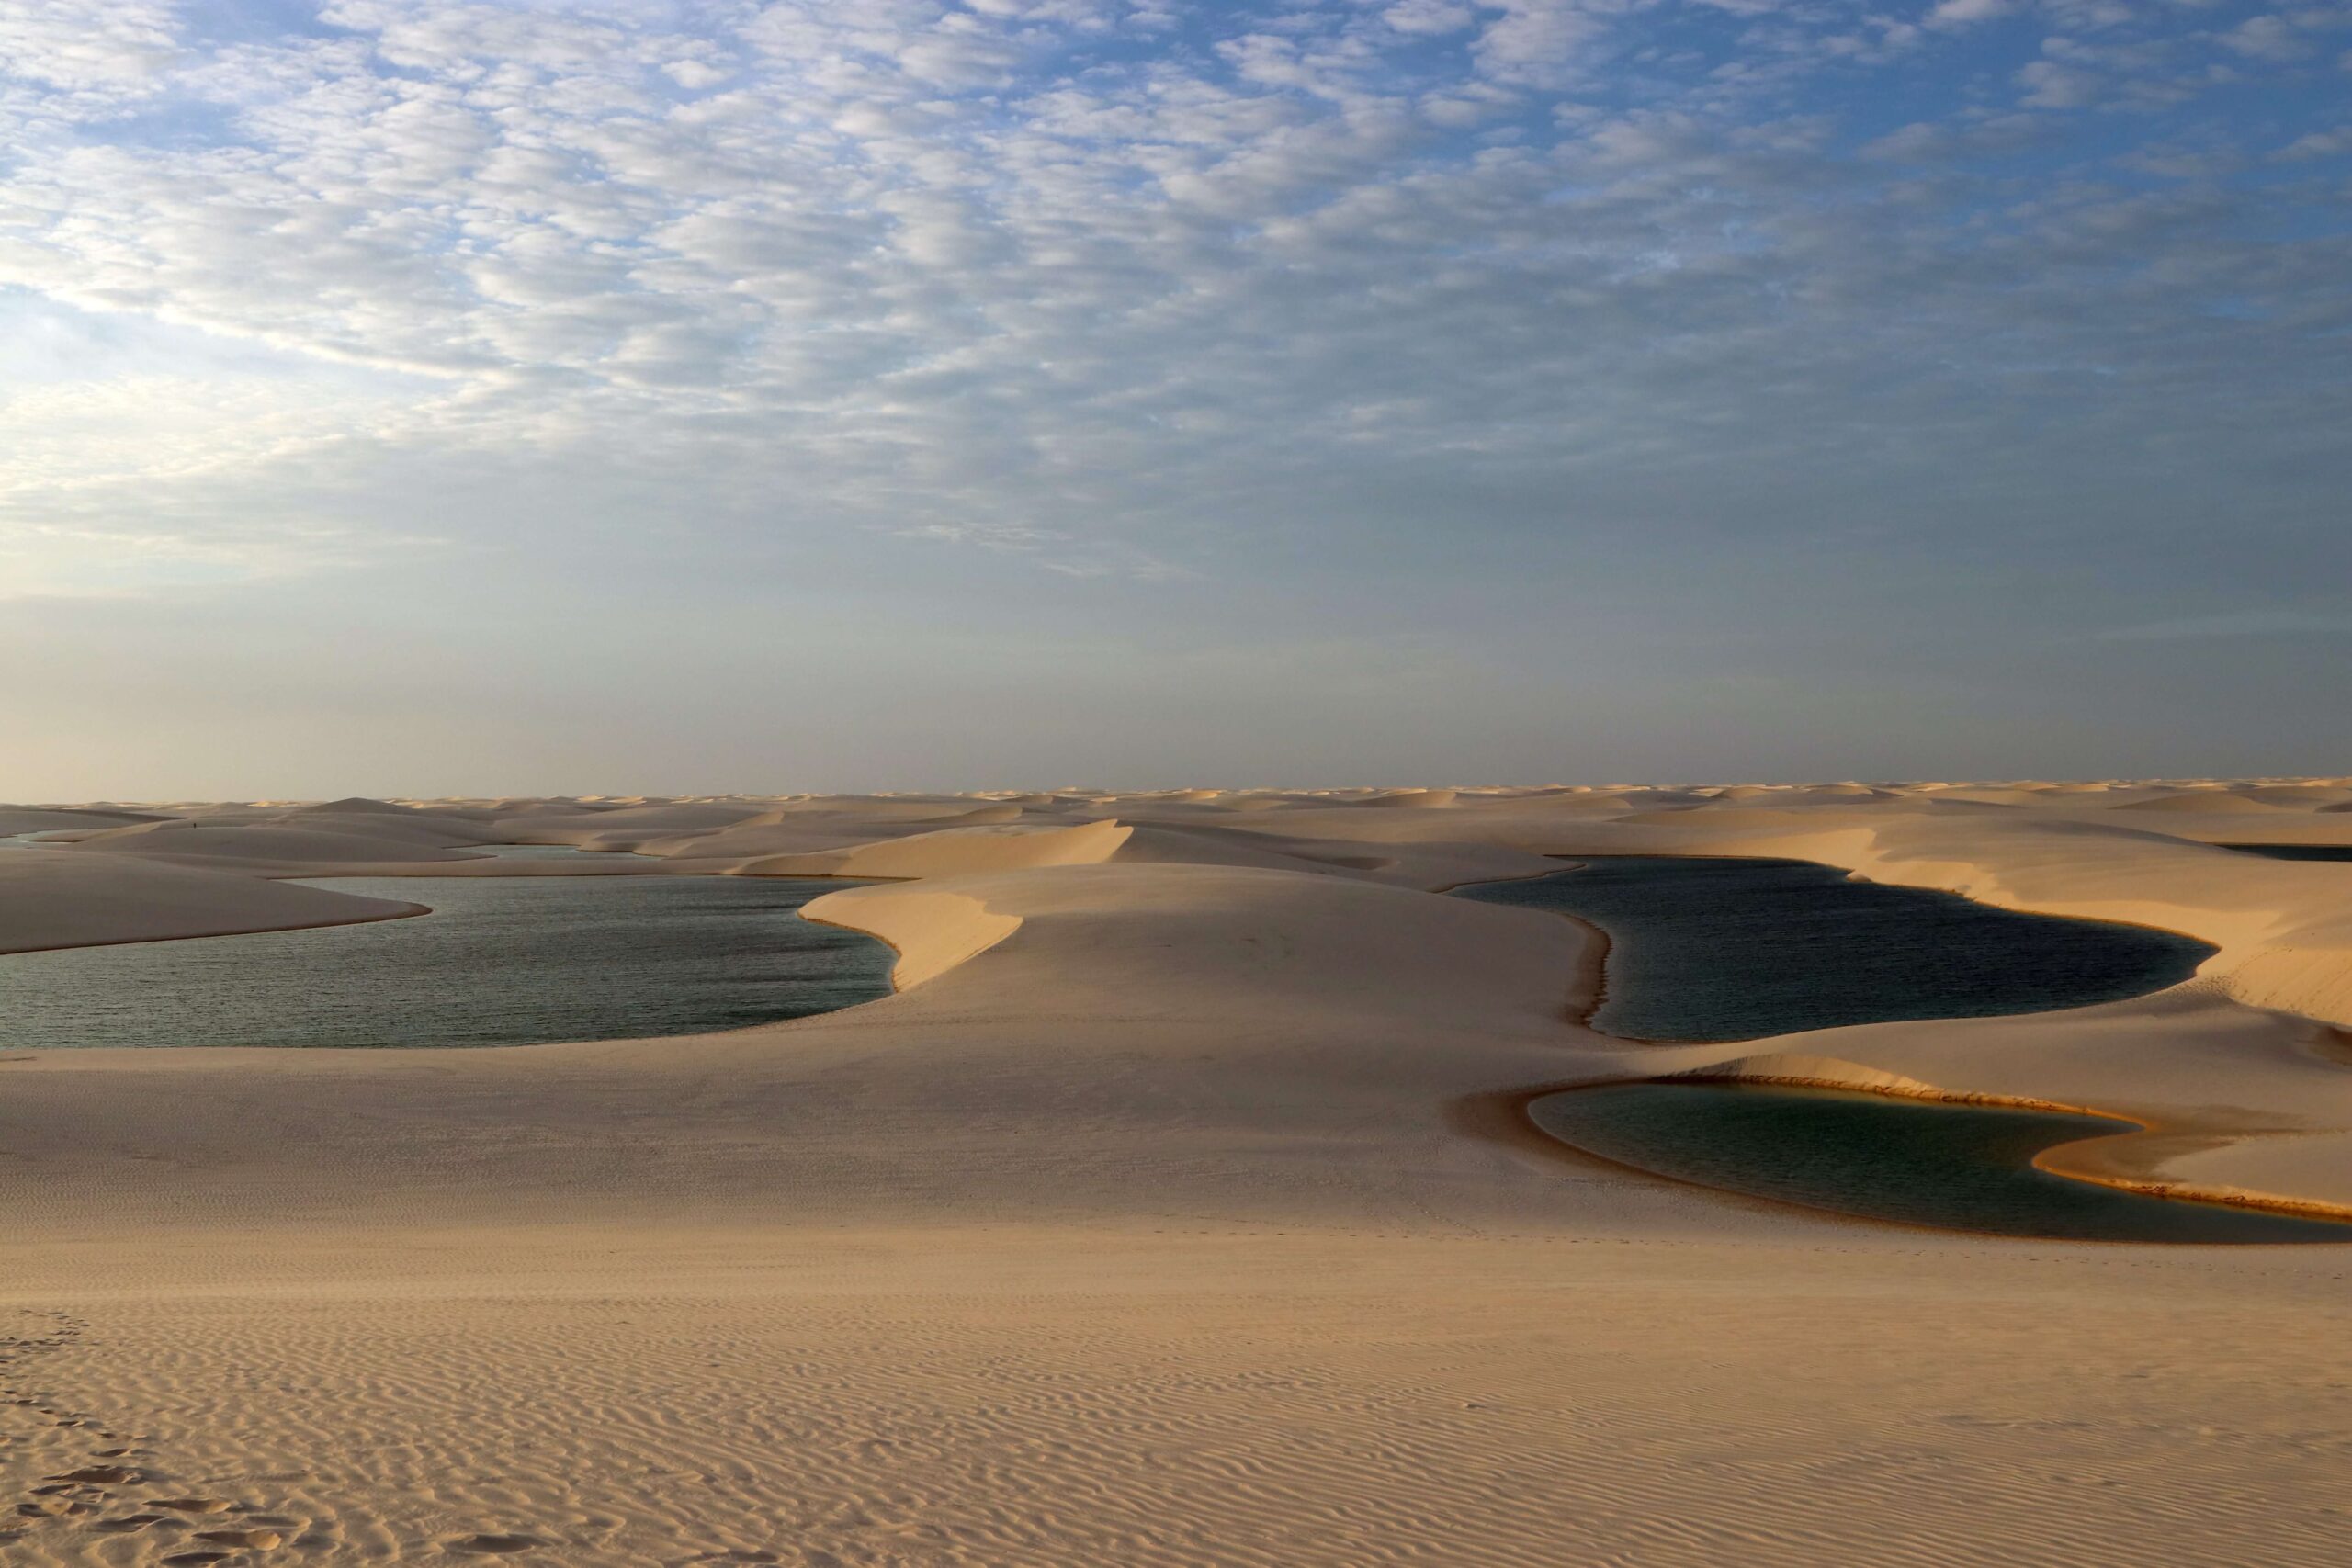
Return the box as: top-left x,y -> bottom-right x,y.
741,819 -> 1134,879
802,885 -> 1023,990
1664,1054 -> 1949,1099
0,849 -> 422,954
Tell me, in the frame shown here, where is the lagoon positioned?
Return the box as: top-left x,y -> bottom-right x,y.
1459,855 -> 2214,1043
0,871 -> 891,1049
1529,1081 -> 2349,1244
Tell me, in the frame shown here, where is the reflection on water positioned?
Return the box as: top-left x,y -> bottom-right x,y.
1531,1081 -> 2350,1244
1458,856 -> 2214,1043
465,841 -> 650,860
0,874 -> 892,1049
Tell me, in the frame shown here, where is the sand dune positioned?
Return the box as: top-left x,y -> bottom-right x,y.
290,795 -> 417,816
1659,1051 -> 1949,1097
492,801 -> 772,844
8,781 -> 2352,1564
1359,787 -> 1459,808
61,821 -> 482,867
2112,791 -> 2290,813
629,803 -> 1036,863
0,848 -> 421,953
0,806 -> 168,834
739,818 -> 1135,878
930,802 -> 1025,825
2239,785 -> 2352,807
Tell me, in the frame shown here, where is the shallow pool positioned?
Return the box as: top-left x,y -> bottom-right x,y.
1529,1081 -> 2349,1243
0,873 -> 893,1049
2216,842 -> 2352,863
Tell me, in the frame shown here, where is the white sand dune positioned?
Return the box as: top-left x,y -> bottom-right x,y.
1358,786 -> 1459,808
1661,1051 -> 1950,1098
60,820 -> 484,868
288,795 -> 417,816
0,805 -> 169,834
7,782 -> 2352,1564
932,801 -> 1026,825
2239,785 -> 2352,807
2112,790 -> 2290,813
625,802 -> 1036,863
737,818 -> 1135,878
0,847 -> 422,953
492,801 -> 773,842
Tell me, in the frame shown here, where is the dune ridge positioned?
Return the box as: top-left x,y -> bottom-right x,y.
0,848 -> 424,955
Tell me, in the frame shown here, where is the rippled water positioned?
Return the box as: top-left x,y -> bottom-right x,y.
1530,1082 -> 2350,1244
0,872 -> 893,1049
1457,855 -> 2214,1043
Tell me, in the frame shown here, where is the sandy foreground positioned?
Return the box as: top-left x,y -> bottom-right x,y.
6,782 -> 2352,1564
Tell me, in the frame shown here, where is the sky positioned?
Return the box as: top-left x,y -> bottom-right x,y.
2,0 -> 2347,798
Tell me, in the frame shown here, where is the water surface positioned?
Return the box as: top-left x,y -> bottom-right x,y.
1459,856 -> 2213,1043
1530,1081 -> 2349,1243
0,873 -> 892,1049
2216,842 -> 2352,863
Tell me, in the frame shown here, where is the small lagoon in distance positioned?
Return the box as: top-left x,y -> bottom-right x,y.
1531,1082 -> 2350,1244
0,868 -> 894,1049
1457,855 -> 2215,1043
2216,842 -> 2352,863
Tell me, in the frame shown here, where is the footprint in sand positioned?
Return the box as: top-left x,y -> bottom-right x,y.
49,1463 -> 140,1484
447,1533 -> 544,1554
196,1526 -> 285,1550
94,1512 -> 164,1533
152,1497 -> 236,1514
162,1554 -> 235,1567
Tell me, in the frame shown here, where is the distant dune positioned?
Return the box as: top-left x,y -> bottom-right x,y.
2112,791 -> 2290,814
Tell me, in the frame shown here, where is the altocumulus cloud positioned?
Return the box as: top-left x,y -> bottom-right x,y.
0,0 -> 2348,784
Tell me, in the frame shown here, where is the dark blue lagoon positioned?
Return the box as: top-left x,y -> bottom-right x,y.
1457,856 -> 2214,1043
1529,1082 -> 2350,1244
0,874 -> 893,1049
2217,843 -> 2352,863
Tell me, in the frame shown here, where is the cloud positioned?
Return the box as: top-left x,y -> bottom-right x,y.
1926,0 -> 2018,31
0,0 -> 179,94
0,0 -> 2345,788
2088,609 -> 2352,642
1470,0 -> 1628,87
2272,126 -> 2352,160
2017,59 -> 2100,107
1384,0 -> 1477,36
2219,15 -> 2311,62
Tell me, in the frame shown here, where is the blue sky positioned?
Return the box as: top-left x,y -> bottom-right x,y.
2,0 -> 2347,796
